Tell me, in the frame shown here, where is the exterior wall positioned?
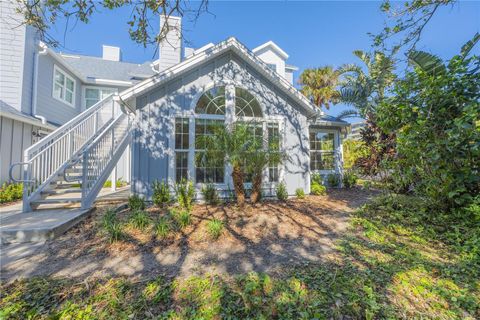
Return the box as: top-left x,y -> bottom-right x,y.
35,54 -> 83,125
254,48 -> 286,78
0,0 -> 27,112
0,116 -> 47,183
285,70 -> 294,84
158,16 -> 182,71
131,52 -> 313,199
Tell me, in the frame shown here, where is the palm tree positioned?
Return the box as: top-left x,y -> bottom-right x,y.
298,66 -> 342,110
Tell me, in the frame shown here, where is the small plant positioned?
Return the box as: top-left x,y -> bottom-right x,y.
343,170 -> 358,189
102,208 -> 123,243
276,182 -> 288,201
327,173 -> 340,188
152,180 -> 171,208
128,194 -> 146,210
206,219 -> 224,240
154,216 -> 171,239
311,172 -> 323,185
295,188 -> 305,199
171,209 -> 191,229
0,182 -> 23,204
103,179 -> 127,188
174,179 -> 195,211
311,183 -> 326,195
201,183 -> 220,205
129,210 -> 151,230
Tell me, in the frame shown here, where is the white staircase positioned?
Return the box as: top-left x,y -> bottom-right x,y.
9,95 -> 131,212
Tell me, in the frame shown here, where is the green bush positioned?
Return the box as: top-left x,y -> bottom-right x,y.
311,172 -> 323,185
102,208 -> 123,243
171,209 -> 191,229
206,219 -> 224,240
154,216 -> 171,239
152,180 -> 171,208
129,210 -> 151,230
276,182 -> 288,201
311,183 -> 326,195
295,188 -> 305,199
174,179 -> 195,211
103,179 -> 127,188
128,194 -> 146,210
0,182 -> 23,204
201,183 -> 220,205
327,174 -> 340,187
343,170 -> 358,189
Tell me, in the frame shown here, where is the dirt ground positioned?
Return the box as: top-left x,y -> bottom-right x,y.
1,189 -> 377,282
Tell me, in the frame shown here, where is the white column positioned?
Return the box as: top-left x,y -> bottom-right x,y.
224,84 -> 236,191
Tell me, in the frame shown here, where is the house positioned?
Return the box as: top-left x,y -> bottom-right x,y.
1,1 -> 348,211
346,121 -> 365,141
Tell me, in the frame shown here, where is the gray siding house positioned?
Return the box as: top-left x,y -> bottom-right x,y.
1,3 -> 348,208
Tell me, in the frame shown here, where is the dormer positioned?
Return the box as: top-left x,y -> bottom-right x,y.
252,41 -> 296,83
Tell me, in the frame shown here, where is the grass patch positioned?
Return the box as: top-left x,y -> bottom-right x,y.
128,210 -> 151,230
102,208 -> 123,243
171,209 -> 191,230
154,216 -> 171,239
206,219 -> 224,240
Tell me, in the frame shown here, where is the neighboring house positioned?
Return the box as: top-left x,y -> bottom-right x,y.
346,121 -> 365,141
1,2 -> 348,209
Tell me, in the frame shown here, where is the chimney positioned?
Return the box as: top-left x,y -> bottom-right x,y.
158,15 -> 182,71
102,45 -> 122,61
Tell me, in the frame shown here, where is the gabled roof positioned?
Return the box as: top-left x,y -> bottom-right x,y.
252,41 -> 289,60
119,37 -> 319,117
0,100 -> 57,129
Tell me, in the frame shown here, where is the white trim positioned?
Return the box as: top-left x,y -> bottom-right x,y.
86,78 -> 132,86
0,110 -> 57,130
252,41 -> 289,60
52,64 -> 76,108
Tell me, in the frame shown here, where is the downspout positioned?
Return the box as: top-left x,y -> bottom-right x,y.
31,42 -> 48,124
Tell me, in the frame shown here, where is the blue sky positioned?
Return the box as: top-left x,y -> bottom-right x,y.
51,1 -> 480,120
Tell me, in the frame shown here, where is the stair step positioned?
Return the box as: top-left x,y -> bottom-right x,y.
51,182 -> 82,189
31,198 -> 82,205
41,189 -> 81,195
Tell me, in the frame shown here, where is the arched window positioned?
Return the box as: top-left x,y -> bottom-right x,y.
235,87 -> 262,117
195,86 -> 226,115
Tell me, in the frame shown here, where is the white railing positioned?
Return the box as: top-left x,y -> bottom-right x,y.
11,94 -> 121,212
80,111 -> 131,209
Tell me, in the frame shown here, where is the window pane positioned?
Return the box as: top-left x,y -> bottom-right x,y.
310,152 -> 334,170
66,78 -> 74,91
235,87 -> 262,117
54,70 -> 64,85
86,88 -> 99,99
194,119 -> 224,183
85,99 -> 96,108
175,118 -> 189,150
175,152 -> 188,183
65,90 -> 73,103
54,84 -> 63,99
268,123 -> 280,182
195,86 -> 225,115
309,130 -> 334,151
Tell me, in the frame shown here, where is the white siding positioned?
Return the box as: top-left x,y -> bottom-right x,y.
158,16 -> 182,71
254,49 -> 286,78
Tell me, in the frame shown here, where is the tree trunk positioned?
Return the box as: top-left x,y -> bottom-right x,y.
250,172 -> 263,203
232,164 -> 245,206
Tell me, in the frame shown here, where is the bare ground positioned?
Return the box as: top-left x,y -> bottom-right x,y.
1,189 -> 377,282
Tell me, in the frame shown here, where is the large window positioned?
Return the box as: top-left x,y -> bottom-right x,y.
235,88 -> 262,118
195,119 -> 224,183
53,65 -> 75,106
84,87 -> 117,109
309,129 -> 335,171
268,123 -> 280,182
175,118 -> 189,182
195,86 -> 226,115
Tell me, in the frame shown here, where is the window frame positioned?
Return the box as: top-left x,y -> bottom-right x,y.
82,86 -> 118,110
174,117 -> 190,183
52,65 -> 76,107
309,127 -> 338,173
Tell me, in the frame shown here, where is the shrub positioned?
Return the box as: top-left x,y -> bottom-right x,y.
174,179 -> 195,211
201,183 -> 220,205
102,208 -> 123,243
154,216 -> 171,239
311,172 -> 323,185
311,183 -> 326,196
129,210 -> 151,230
206,219 -> 224,240
128,194 -> 145,210
276,182 -> 288,201
327,174 -> 340,187
343,170 -> 358,189
0,182 -> 23,204
295,188 -> 305,199
152,180 -> 171,208
171,209 -> 191,229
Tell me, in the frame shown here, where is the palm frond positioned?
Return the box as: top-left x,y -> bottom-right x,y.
408,50 -> 446,76
336,109 -> 360,120
460,32 -> 480,59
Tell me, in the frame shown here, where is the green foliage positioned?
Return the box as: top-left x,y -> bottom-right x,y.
101,208 -> 123,243
128,210 -> 151,230
201,183 -> 220,205
327,173 -> 340,187
154,217 -> 171,239
310,183 -> 326,196
311,172 -> 323,185
377,37 -> 480,211
171,209 -> 191,230
103,179 -> 127,189
343,170 -> 358,189
299,66 -> 342,110
174,179 -> 195,211
152,179 -> 171,208
295,188 -> 305,199
276,182 -> 288,201
128,194 -> 145,211
0,182 -> 22,204
343,139 -> 369,169
206,219 -> 224,240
